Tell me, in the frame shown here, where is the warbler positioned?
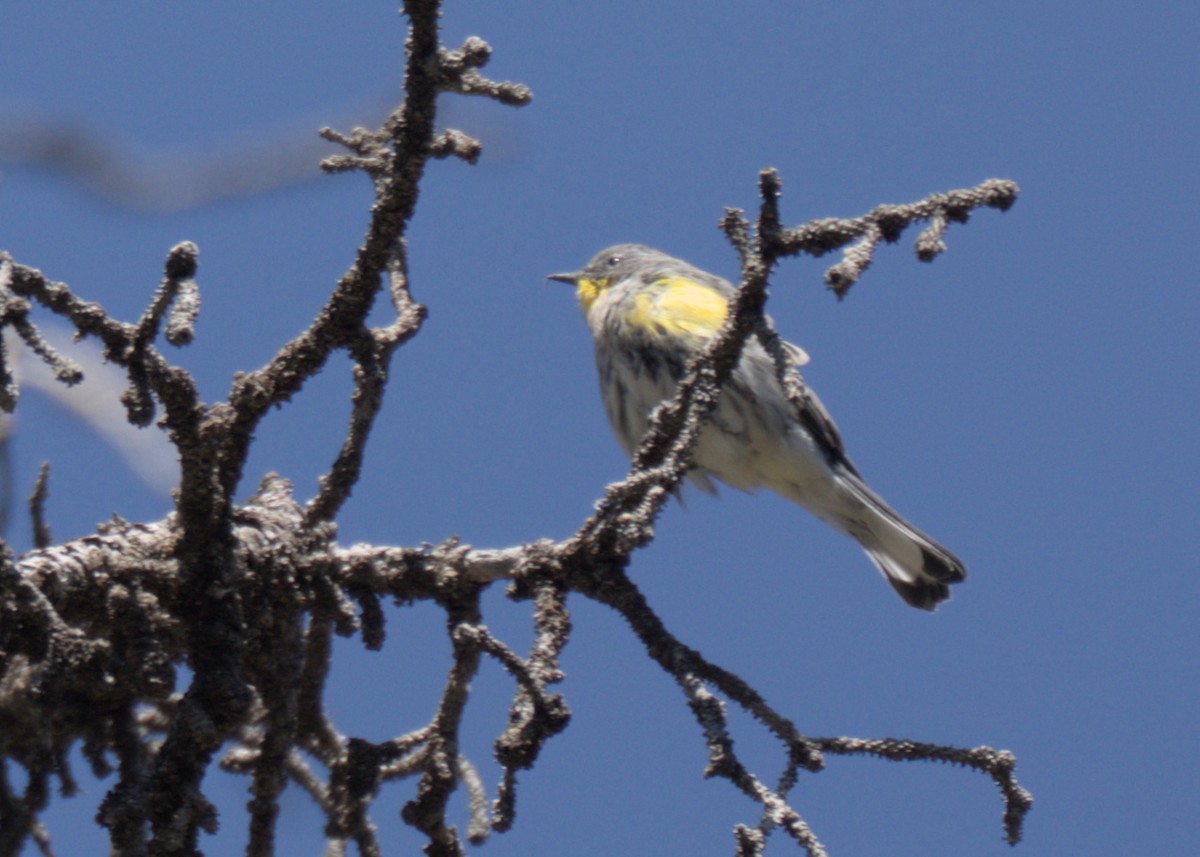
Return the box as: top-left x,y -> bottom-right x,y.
549,244 -> 966,610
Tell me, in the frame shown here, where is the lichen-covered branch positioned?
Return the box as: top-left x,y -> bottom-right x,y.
0,1 -> 1026,855
760,175 -> 1020,298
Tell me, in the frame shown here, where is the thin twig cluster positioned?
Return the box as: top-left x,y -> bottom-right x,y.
0,2 -> 1028,856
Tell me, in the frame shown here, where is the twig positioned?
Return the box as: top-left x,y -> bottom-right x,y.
27,462 -> 51,549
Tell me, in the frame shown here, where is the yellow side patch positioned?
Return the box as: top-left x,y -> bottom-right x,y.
628,277 -> 728,340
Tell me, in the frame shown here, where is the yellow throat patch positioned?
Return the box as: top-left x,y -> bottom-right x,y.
575,278 -> 604,313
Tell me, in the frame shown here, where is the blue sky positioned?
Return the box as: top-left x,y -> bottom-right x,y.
1,2 -> 1196,855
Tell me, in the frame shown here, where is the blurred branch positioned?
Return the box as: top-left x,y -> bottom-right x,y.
0,2 -> 1026,857
5,323 -> 178,497
0,99 -> 395,214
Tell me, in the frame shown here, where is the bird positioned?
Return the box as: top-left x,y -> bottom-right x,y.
548,243 -> 965,610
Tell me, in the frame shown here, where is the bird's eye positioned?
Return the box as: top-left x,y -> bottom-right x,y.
605,255 -> 622,268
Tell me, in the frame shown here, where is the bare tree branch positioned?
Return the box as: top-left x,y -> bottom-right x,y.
0,2 -> 1026,855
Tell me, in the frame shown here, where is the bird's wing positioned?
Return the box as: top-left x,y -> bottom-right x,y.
792,377 -> 860,477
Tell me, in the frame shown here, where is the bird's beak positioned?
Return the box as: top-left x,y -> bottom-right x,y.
546,272 -> 581,285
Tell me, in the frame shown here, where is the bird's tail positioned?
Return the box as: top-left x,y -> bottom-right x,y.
839,473 -> 966,611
